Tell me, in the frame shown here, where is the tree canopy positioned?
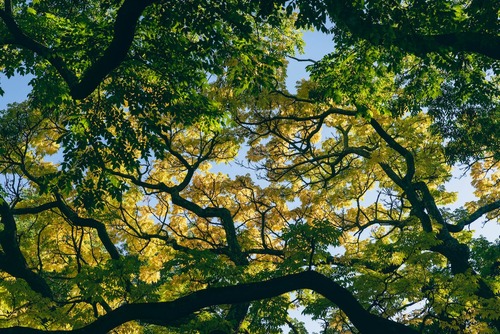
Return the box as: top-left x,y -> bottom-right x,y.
0,0 -> 499,333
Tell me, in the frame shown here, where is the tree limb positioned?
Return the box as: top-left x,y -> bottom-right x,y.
69,0 -> 155,99
0,198 -> 53,298
54,194 -> 121,260
0,0 -> 156,100
12,201 -> 58,215
370,118 -> 415,183
328,0 -> 500,60
0,271 -> 417,334
447,199 -> 500,232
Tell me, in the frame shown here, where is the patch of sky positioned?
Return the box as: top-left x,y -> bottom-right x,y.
0,73 -> 32,110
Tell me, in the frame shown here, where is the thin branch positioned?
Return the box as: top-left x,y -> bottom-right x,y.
447,199 -> 500,232
370,118 -> 415,183
287,56 -> 317,63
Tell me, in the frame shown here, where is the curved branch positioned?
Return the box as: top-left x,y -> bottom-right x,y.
54,194 -> 121,260
370,118 -> 415,183
0,0 -> 156,100
0,8 -> 76,86
447,199 -> 500,232
0,271 -> 417,334
169,191 -> 247,266
105,167 -> 247,265
69,0 -> 154,99
287,56 -> 317,63
364,27 -> 500,60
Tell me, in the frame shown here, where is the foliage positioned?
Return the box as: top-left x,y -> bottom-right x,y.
0,0 -> 499,333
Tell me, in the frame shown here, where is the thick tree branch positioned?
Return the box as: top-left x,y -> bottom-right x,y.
107,168 -> 247,265
0,198 -> 53,298
4,0 -> 12,16
368,121 -> 499,331
0,271 -> 417,334
12,201 -> 58,215
0,0 -> 156,100
70,0 -> 155,99
0,9 -> 77,87
366,27 -> 500,60
328,1 -> 500,60
372,121 -> 473,274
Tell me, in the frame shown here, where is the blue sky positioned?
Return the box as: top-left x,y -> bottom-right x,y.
286,30 -> 334,92
0,73 -> 32,109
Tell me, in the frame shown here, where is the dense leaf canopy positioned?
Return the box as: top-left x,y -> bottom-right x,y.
0,0 -> 498,333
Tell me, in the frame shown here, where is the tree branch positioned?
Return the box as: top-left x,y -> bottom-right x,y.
169,191 -> 247,266
69,0 -> 155,99
0,9 -> 77,87
54,194 -> 121,260
329,1 -> 500,60
370,118 -> 415,183
447,199 -> 500,232
12,201 -> 58,215
0,271 -> 417,334
0,198 -> 53,298
0,0 -> 156,100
